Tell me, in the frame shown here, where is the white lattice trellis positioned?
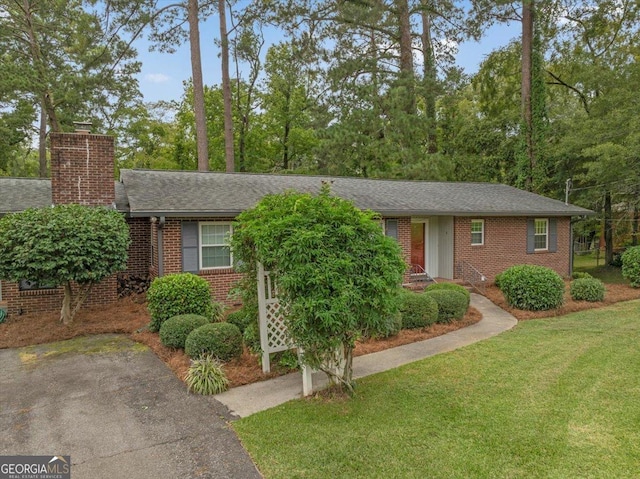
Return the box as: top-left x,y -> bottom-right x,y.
257,262 -> 313,395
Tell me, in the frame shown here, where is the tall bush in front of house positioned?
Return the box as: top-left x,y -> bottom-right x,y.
621,246 -> 640,287
230,185 -> 406,395
147,273 -> 221,332
498,265 -> 564,311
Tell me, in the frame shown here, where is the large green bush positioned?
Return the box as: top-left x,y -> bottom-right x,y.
425,283 -> 470,307
185,322 -> 243,361
424,290 -> 468,323
159,314 -> 210,349
498,265 -> 565,311
570,278 -> 605,302
399,290 -> 439,329
147,273 -> 221,332
621,246 -> 640,287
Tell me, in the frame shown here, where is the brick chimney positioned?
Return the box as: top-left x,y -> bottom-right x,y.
50,128 -> 115,206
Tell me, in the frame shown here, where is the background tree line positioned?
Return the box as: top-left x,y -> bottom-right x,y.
1,0 -> 639,259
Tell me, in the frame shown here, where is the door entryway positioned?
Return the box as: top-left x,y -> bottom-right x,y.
411,222 -> 426,272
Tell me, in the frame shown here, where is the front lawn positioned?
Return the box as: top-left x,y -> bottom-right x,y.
234,300 -> 640,479
573,252 -> 627,284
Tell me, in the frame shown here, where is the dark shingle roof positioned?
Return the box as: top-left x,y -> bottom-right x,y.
0,178 -> 129,214
118,169 -> 593,218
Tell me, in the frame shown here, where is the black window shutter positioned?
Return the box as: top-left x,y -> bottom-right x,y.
526,219 -> 535,254
549,218 -> 558,253
385,219 -> 399,240
182,222 -> 199,272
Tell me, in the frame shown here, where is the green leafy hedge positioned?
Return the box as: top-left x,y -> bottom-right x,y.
424,290 -> 468,323
159,314 -> 210,349
570,278 -> 605,302
425,283 -> 470,307
226,309 -> 254,334
185,323 -> 243,361
622,246 -> 640,287
498,265 -> 564,311
572,271 -> 593,280
147,273 -> 221,332
399,290 -> 439,329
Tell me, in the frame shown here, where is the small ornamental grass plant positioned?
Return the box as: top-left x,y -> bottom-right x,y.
498,265 -> 565,311
147,273 -> 222,332
185,354 -> 229,395
621,246 -> 640,287
159,314 -> 210,349
185,322 -> 243,361
570,277 -> 605,302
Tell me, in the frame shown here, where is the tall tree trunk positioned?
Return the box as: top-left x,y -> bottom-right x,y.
187,0 -> 210,172
420,5 -> 437,153
38,102 -> 47,177
397,0 -> 415,114
218,0 -> 235,172
604,191 -> 613,265
521,0 -> 534,190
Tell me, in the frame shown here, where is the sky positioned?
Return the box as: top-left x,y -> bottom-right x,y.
135,16 -> 521,104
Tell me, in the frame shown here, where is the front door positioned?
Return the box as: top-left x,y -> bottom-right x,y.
411,222 -> 425,271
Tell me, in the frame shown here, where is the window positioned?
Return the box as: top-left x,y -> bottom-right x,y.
19,279 -> 56,291
384,219 -> 399,240
534,218 -> 548,251
199,222 -> 232,269
471,219 -> 484,245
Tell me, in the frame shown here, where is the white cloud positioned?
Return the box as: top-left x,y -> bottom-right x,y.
144,73 -> 170,83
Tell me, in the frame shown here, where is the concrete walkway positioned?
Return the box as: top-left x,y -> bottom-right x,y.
215,293 -> 517,418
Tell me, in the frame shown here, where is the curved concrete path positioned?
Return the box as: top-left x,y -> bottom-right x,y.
215,293 -> 517,417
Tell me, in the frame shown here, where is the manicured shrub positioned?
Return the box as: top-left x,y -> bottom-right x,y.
498,265 -> 565,311
572,271 -> 593,280
399,290 -> 439,329
185,323 -> 243,361
494,272 -> 503,289
425,289 -> 468,323
185,355 -> 229,395
622,246 -> 640,287
570,277 -> 605,302
147,273 -> 222,332
243,320 -> 261,354
425,282 -> 470,307
225,309 -> 254,334
159,314 -> 210,349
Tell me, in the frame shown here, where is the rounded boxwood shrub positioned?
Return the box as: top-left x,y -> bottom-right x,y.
185,322 -> 243,361
572,271 -> 593,280
399,290 -> 439,329
498,265 -> 564,311
425,282 -> 470,307
159,314 -> 210,349
424,289 -> 468,323
570,277 -> 605,302
147,273 -> 222,332
225,309 -> 254,334
622,246 -> 640,287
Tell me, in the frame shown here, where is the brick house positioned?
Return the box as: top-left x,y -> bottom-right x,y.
0,131 -> 592,316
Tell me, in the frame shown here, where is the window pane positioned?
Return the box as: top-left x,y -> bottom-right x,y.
385,219 -> 398,240
471,232 -> 483,244
534,235 -> 547,250
201,224 -> 230,246
202,245 -> 231,268
535,219 -> 547,235
471,220 -> 483,244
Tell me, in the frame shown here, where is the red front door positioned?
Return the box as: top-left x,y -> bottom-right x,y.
411,223 -> 425,270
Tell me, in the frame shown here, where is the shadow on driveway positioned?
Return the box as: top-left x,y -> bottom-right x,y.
0,334 -> 261,479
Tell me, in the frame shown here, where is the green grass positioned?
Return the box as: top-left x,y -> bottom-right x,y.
574,252 -> 627,284
234,301 -> 640,478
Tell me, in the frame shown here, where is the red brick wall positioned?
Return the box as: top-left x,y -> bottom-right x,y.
125,217 -> 152,276
395,218 -> 412,283
453,216 -> 572,281
50,133 -> 115,206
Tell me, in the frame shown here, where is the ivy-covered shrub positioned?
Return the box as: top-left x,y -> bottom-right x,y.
425,282 -> 470,307
622,246 -> 640,287
185,323 -> 243,361
572,271 -> 593,280
498,265 -> 565,311
147,273 -> 221,332
425,290 -> 468,323
159,314 -> 210,349
570,277 -> 605,302
225,309 -> 254,334
399,290 -> 439,329
185,355 -> 229,395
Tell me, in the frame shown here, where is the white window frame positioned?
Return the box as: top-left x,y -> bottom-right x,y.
534,218 -> 549,251
471,219 -> 484,246
199,222 -> 233,270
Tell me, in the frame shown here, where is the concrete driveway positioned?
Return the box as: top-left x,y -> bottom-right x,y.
0,334 -> 261,479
